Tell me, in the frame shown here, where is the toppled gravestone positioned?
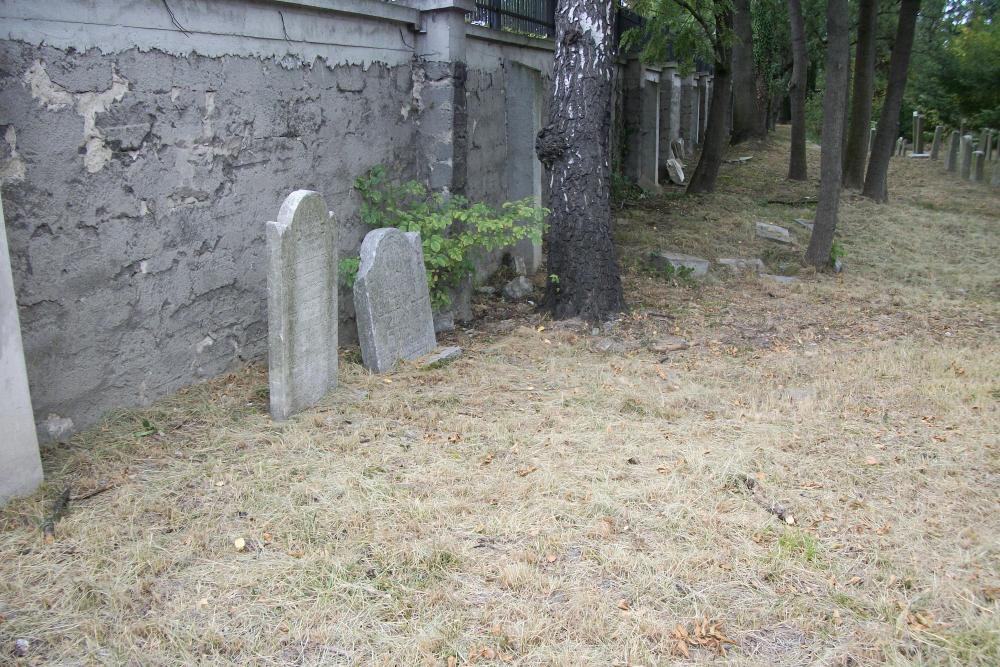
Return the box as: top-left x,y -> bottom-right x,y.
755,222 -> 791,244
792,218 -> 814,231
717,257 -> 765,274
266,190 -> 338,421
664,158 -> 685,185
502,275 -> 533,300
353,228 -> 437,373
649,251 -> 710,276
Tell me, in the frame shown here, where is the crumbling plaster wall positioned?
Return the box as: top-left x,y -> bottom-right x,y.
0,0 -> 419,440
0,0 -> 560,442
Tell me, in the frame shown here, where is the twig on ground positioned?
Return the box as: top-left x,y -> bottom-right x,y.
737,474 -> 795,525
42,487 -> 71,543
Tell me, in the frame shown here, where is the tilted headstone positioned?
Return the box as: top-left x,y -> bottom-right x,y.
959,135 -> 974,179
973,151 -> 985,182
664,158 -> 685,184
930,125 -> 943,160
266,190 -> 338,420
1,192 -> 44,505
353,228 -> 437,373
755,222 -> 791,244
946,131 -> 960,171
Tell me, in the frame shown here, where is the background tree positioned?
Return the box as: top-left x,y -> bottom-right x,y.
843,0 -> 879,190
536,0 -> 625,320
786,0 -> 808,179
804,0 -> 850,267
863,0 -> 922,202
731,0 -> 767,143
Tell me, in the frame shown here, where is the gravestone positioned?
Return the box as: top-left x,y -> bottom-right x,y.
986,132 -> 995,162
868,127 -> 876,154
992,158 -> 1000,186
354,228 -> 437,373
671,138 -> 685,161
717,257 -> 764,274
895,137 -> 905,156
649,251 -> 709,276
973,151 -> 985,182
930,125 -> 943,160
792,218 -> 814,231
979,129 -> 988,153
913,112 -> 923,153
756,222 -> 791,244
959,135 -> 974,179
664,158 -> 685,184
266,190 -> 338,421
946,131 -> 960,171
1,192 -> 44,505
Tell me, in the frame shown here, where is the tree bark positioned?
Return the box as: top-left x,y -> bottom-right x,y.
786,0 -> 808,180
730,0 -> 765,144
842,0 -> 878,189
686,5 -> 734,194
862,0 -> 921,202
804,0 -> 850,267
536,0 -> 624,320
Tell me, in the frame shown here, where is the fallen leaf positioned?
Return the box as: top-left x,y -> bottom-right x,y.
617,599 -> 631,610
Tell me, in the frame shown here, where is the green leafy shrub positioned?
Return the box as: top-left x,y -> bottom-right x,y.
343,166 -> 547,311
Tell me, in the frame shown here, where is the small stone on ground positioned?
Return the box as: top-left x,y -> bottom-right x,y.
756,222 -> 791,243
649,251 -> 710,276
418,346 -> 463,368
502,276 -> 533,300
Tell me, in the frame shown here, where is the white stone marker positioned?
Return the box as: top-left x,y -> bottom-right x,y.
930,125 -> 943,160
1,192 -> 43,505
266,190 -> 338,421
353,228 -> 436,373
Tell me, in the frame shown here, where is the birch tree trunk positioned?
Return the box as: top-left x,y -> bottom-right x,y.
536,0 -> 625,320
786,0 -> 808,180
803,0 -> 850,267
862,0 -> 921,202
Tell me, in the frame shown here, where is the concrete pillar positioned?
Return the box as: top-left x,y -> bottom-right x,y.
1,192 -> 43,506
960,135 -> 974,179
679,74 -> 699,149
946,131 -> 960,171
409,0 -> 475,194
930,125 -> 943,160
623,60 -> 661,191
658,63 -> 681,162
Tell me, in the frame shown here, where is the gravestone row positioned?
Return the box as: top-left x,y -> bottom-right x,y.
266,190 -> 458,422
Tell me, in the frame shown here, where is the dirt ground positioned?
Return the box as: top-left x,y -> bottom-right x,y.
2,130 -> 998,666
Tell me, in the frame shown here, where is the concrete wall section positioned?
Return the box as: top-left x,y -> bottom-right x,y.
0,0 -> 418,440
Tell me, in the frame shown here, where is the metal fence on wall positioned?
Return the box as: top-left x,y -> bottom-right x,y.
470,0 -> 557,39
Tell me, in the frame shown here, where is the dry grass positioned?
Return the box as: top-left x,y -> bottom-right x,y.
2,129 -> 999,666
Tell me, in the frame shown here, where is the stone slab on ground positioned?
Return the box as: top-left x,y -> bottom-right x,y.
1,192 -> 43,505
717,257 -> 765,274
909,153 -> 930,158
354,228 -> 437,373
649,251 -> 710,276
266,190 -> 338,421
418,346 -> 463,368
761,274 -> 799,284
755,222 -> 791,243
792,218 -> 814,231
664,158 -> 685,184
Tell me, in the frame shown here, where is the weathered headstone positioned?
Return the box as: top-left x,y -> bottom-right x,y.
1,192 -> 44,505
664,158 -> 685,184
649,251 -> 710,276
266,190 -> 338,421
930,125 -> 943,160
973,151 -> 985,182
960,135 -> 974,179
979,129 -> 988,153
913,112 -> 923,154
717,257 -> 765,274
895,137 -> 905,156
756,221 -> 791,244
868,127 -> 876,154
671,138 -> 685,161
946,131 -> 960,171
354,228 -> 437,373
992,157 -> 1000,186
985,131 -> 995,162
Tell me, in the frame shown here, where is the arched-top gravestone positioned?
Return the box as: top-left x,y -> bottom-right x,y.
266,190 -> 338,421
353,228 -> 436,373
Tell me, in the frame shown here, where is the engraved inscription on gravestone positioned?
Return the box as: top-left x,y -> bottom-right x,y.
354,228 -> 437,373
266,190 -> 338,421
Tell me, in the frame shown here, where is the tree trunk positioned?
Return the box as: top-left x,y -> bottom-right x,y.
862,0 -> 921,202
687,6 -> 734,194
786,0 -> 808,180
804,0 -> 850,267
536,0 -> 624,320
730,0 -> 765,144
842,0 -> 878,189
